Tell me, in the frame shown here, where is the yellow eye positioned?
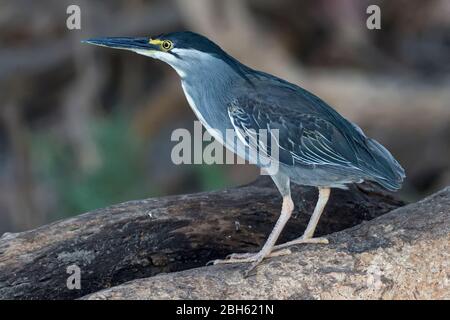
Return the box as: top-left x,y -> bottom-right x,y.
161,40 -> 173,51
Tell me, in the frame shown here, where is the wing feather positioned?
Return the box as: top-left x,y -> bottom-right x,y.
228,98 -> 359,170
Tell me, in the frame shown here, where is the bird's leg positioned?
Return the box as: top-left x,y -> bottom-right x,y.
273,187 -> 330,251
210,195 -> 294,273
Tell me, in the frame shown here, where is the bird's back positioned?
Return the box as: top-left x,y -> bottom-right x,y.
228,72 -> 405,191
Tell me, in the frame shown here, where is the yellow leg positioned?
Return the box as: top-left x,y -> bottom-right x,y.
210,195 -> 294,276
209,187 -> 331,276
273,187 -> 330,251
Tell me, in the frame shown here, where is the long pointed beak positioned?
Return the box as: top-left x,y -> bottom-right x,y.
82,37 -> 159,51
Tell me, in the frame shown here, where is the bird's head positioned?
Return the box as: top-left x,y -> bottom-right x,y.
83,31 -> 237,79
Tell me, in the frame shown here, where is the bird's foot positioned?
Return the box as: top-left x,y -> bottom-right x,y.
208,248 -> 291,265
207,248 -> 291,276
272,236 -> 329,251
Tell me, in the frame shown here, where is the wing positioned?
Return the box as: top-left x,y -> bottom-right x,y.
227,74 -> 405,190
227,92 -> 362,171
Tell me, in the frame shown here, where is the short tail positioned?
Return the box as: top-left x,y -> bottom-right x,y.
363,138 -> 406,191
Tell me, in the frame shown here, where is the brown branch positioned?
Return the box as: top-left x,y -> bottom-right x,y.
83,186 -> 450,300
0,177 -> 403,299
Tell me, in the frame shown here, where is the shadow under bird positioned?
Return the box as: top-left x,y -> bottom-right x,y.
83,31 -> 405,275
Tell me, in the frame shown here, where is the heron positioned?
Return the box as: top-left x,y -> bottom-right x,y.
84,31 -> 405,275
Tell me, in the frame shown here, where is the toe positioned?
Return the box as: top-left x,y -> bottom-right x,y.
226,252 -> 256,260
243,256 -> 265,277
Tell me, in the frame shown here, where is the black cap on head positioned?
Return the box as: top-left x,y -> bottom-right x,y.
156,31 -> 226,56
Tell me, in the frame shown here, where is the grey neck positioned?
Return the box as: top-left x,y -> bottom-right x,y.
179,56 -> 241,130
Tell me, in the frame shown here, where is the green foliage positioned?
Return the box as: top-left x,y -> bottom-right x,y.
32,112 -> 151,218
195,163 -> 230,191
31,112 -> 235,221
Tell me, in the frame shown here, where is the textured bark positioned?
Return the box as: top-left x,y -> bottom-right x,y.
0,177 -> 403,299
84,186 -> 450,300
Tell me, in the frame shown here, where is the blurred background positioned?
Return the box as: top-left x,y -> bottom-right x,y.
1,0 -> 449,233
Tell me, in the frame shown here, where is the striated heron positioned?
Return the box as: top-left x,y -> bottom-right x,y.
84,31 -> 405,275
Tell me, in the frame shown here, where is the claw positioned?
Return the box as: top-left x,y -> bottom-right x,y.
207,248 -> 292,276
206,259 -> 216,266
226,252 -> 256,260
243,256 -> 264,277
